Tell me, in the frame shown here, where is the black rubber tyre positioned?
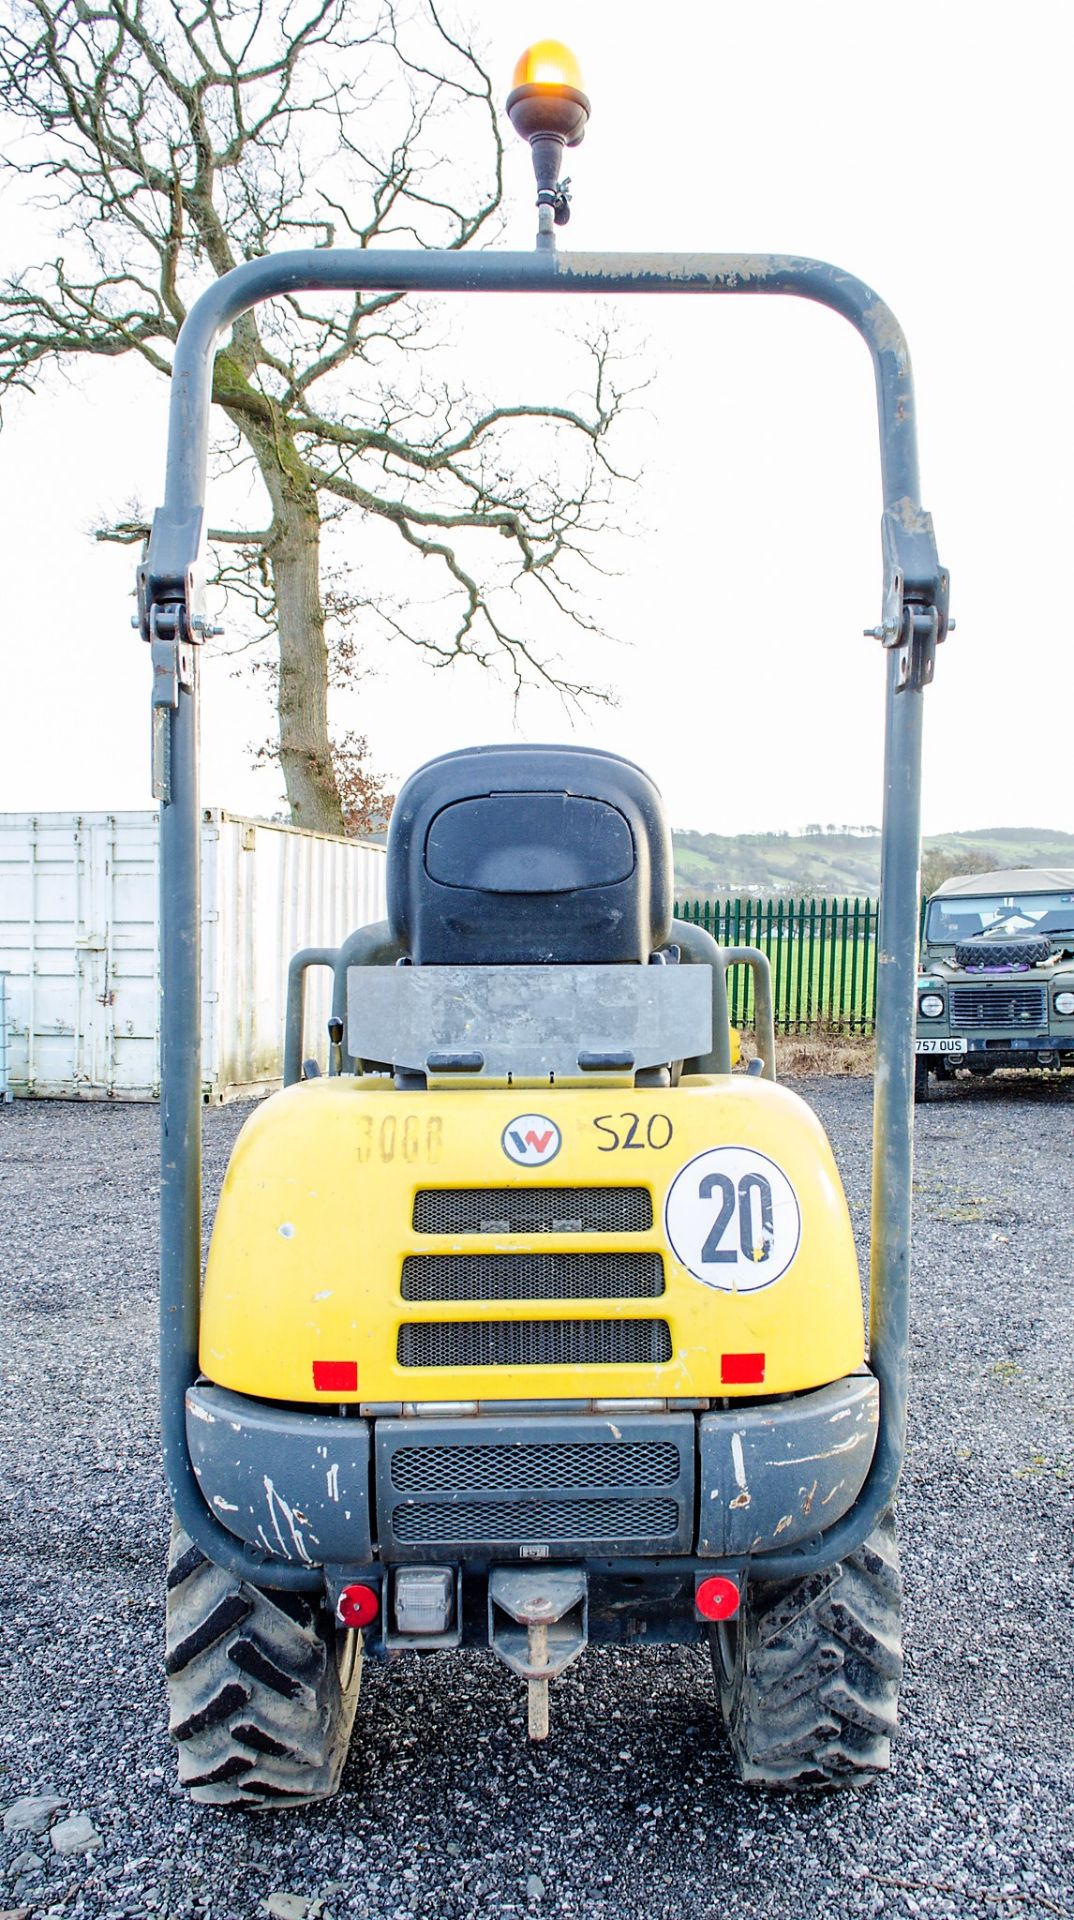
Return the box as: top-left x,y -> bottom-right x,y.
713,1510 -> 902,1788
954,934 -> 1050,970
165,1518 -> 361,1809
913,1056 -> 930,1103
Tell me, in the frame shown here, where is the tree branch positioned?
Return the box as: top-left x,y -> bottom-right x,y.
0,0 -> 636,821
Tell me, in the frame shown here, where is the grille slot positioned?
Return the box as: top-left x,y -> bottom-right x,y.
401,1252 -> 665,1303
391,1496 -> 680,1545
391,1438 -> 681,1492
413,1187 -> 652,1235
396,1318 -> 672,1369
949,985 -> 1047,1031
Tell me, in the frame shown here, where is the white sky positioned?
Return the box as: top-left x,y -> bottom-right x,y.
1,0 -> 1071,836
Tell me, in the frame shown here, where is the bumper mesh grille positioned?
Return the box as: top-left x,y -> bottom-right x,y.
390,1438 -> 682,1492
412,1186 -> 652,1235
392,1495 -> 680,1545
401,1252 -> 665,1303
949,985 -> 1047,1031
396,1318 -> 672,1369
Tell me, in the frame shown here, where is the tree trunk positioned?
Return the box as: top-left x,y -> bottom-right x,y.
269,489 -> 344,836
220,366 -> 345,836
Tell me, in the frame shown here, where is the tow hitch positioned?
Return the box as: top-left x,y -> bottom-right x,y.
488,1569 -> 588,1740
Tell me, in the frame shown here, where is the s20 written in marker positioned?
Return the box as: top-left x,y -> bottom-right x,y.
593,1112 -> 673,1150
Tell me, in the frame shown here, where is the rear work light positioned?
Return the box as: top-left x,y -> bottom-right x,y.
695,1576 -> 741,1622
336,1583 -> 380,1630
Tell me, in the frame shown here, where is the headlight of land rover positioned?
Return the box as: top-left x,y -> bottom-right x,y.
1055,990 -> 1074,1016
919,993 -> 944,1018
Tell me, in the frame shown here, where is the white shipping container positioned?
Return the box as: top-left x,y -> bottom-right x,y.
0,973 -> 10,1101
0,810 -> 386,1100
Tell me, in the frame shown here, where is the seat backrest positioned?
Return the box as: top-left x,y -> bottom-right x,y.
386,744 -> 673,965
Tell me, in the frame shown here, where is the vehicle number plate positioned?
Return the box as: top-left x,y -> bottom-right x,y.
915,1037 -> 968,1055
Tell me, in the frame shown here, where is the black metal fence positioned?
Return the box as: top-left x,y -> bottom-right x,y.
675,897 -> 880,1034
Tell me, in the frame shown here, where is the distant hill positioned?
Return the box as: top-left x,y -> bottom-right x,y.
672,826 -> 1074,900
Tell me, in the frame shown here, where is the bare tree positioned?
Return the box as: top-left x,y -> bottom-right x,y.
0,0 -> 630,833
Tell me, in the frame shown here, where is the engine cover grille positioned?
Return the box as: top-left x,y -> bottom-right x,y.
396,1318 -> 673,1369
375,1411 -> 695,1560
401,1252 -> 665,1303
949,984 -> 1047,1031
412,1186 -> 653,1235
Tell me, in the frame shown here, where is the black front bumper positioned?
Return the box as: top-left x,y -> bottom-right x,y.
926,1034 -> 1074,1072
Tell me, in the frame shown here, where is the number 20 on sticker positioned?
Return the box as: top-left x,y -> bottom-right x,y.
664,1146 -> 801,1293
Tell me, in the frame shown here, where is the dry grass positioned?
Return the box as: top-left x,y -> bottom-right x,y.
777,1032 -> 875,1076
736,1029 -> 875,1077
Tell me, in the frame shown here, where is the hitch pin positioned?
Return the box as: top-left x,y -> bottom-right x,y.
528,1622 -> 550,1740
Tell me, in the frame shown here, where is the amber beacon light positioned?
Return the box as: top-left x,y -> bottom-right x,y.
506,39 -> 591,245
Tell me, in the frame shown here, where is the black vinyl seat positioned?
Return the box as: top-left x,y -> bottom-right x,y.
386,744 -> 673,966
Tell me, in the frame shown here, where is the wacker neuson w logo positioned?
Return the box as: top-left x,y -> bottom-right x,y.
502,1115 -> 561,1167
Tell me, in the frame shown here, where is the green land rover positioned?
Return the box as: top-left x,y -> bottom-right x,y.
915,867 -> 1074,1099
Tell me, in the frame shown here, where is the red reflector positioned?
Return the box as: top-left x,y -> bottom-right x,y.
721,1352 -> 765,1385
695,1575 -> 741,1622
312,1360 -> 358,1392
337,1583 -> 379,1630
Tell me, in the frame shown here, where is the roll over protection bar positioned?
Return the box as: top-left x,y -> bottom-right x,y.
147,246 -> 945,1590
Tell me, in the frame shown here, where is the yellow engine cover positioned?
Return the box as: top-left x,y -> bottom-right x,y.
200,1075 -> 864,1405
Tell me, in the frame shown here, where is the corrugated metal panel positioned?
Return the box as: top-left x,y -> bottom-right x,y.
0,810 -> 386,1100
205,813 -> 388,1095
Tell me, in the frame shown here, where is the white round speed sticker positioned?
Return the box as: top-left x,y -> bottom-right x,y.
664,1146 -> 801,1293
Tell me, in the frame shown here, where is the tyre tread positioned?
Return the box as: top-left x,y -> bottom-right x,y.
715,1510 -> 903,1789
165,1518 -> 361,1809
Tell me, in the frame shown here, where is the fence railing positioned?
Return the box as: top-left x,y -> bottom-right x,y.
675,897 -> 880,1034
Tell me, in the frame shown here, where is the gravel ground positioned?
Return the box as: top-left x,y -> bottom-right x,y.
1,1075 -> 1072,1920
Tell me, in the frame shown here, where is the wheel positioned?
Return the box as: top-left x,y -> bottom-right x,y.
954,934 -> 1050,970
913,1056 -> 930,1103
165,1518 -> 361,1808
713,1510 -> 902,1788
